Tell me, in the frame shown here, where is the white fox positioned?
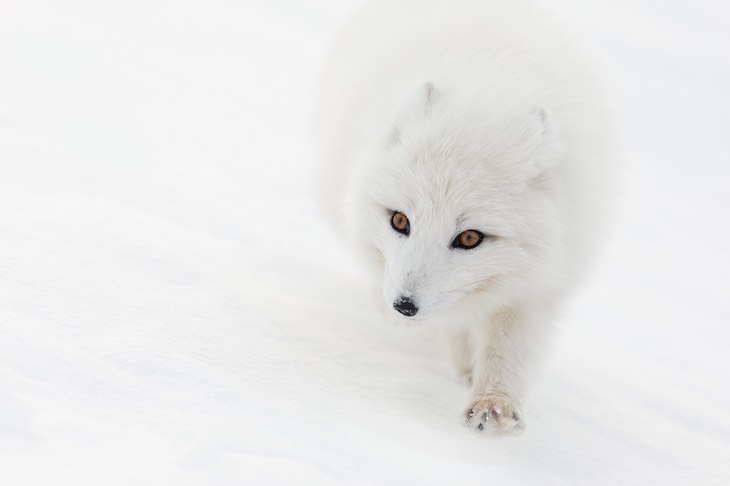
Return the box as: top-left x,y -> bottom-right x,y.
314,0 -> 614,434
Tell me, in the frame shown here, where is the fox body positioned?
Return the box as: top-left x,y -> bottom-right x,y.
314,0 -> 614,433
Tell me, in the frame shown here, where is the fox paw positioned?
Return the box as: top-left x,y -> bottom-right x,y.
464,396 -> 525,435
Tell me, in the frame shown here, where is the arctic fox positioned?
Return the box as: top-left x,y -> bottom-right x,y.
314,0 -> 614,434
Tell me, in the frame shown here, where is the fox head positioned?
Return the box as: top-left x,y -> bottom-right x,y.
345,82 -> 565,320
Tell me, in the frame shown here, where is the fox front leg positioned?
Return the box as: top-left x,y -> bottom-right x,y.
464,305 -> 548,435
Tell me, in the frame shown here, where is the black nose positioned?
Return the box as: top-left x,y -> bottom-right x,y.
393,296 -> 418,317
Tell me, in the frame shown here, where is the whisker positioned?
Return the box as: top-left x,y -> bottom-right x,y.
445,277 -> 496,294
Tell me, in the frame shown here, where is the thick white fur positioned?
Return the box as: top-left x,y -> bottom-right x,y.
313,0 -> 614,434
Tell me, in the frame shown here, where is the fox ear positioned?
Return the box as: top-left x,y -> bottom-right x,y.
530,106 -> 555,144
403,81 -> 438,119
388,81 -> 439,146
526,106 -> 562,185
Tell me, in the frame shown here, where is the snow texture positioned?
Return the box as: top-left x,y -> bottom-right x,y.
1,0 -> 729,484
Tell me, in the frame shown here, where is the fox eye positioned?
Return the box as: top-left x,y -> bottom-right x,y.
390,211 -> 410,235
452,230 -> 484,249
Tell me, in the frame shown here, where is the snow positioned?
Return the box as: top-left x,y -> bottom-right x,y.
1,0 -> 729,484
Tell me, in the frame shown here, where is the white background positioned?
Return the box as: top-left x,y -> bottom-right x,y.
1,0 -> 729,484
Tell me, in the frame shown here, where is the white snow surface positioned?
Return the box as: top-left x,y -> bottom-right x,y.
1,0 -> 729,484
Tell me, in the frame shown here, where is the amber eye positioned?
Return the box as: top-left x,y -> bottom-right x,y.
452,230 -> 484,249
390,211 -> 410,235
